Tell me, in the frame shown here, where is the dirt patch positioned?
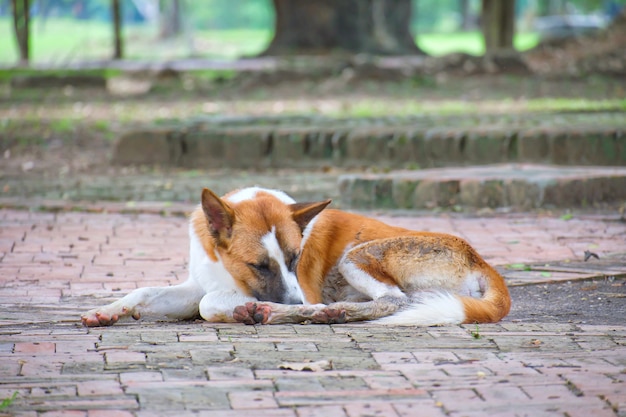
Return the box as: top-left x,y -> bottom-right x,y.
507,277 -> 626,325
525,11 -> 626,76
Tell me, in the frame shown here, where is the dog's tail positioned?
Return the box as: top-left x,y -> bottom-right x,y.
375,270 -> 511,326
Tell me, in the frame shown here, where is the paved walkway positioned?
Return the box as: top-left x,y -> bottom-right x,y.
1,203 -> 625,416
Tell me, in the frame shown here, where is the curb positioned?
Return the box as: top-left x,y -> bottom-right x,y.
112,114 -> 626,169
338,164 -> 626,209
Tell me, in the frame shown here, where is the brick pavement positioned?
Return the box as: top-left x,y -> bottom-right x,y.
1,205 -> 625,416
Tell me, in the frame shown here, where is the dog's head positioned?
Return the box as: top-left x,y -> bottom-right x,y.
200,188 -> 330,304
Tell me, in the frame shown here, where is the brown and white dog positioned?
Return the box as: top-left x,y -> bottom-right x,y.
81,187 -> 510,327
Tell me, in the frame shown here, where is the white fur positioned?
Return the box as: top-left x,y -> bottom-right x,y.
199,290 -> 255,321
261,226 -> 305,304
375,292 -> 466,326
226,187 -> 296,204
461,271 -> 484,298
300,214 -> 320,251
188,225 -> 240,294
90,279 -> 205,320
188,222 -> 259,319
338,257 -> 405,300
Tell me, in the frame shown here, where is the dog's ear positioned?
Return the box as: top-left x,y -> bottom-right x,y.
201,188 -> 236,246
289,200 -> 331,232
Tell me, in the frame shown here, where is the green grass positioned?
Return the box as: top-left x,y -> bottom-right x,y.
471,323 -> 481,339
188,69 -> 238,81
330,98 -> 626,118
526,98 -> 626,112
0,68 -> 121,82
49,119 -> 75,133
1,17 -> 119,63
1,17 -> 539,65
0,17 -> 271,64
0,392 -> 17,410
417,31 -> 540,56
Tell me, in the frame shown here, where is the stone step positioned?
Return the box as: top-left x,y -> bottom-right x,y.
338,164 -> 626,210
3,165 -> 624,211
112,113 -> 626,168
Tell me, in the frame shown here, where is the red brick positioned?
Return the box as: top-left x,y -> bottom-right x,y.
104,351 -> 146,364
522,384 -> 584,402
13,342 -> 56,354
88,411 -> 135,417
363,376 -> 413,390
0,360 -> 20,376
431,388 -> 483,412
0,412 -> 38,417
371,352 -> 417,366
19,360 -> 63,377
345,402 -> 399,417
178,332 -> 218,342
70,282 -> 106,291
558,405 -> 619,417
119,372 -> 163,384
276,388 -> 429,407
54,341 -> 98,354
478,386 -> 530,403
228,391 -> 278,409
296,405 -> 348,417
556,372 -> 616,395
103,281 -> 137,291
40,411 -> 86,417
172,410 -> 296,417
207,366 -> 254,380
77,380 -> 124,396
410,351 -> 458,363
30,385 -> 77,397
393,401 -> 448,417
39,398 -> 138,411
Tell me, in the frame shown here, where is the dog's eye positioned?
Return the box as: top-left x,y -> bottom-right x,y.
249,262 -> 270,275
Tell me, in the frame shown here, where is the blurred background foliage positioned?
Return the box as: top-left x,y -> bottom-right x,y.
1,0 -> 624,63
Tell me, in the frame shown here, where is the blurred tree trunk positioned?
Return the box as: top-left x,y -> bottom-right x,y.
112,0 -> 123,59
11,0 -> 30,64
159,0 -> 182,39
481,0 -> 516,53
263,0 -> 425,56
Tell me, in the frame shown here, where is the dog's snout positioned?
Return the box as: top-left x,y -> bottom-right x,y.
283,294 -> 304,305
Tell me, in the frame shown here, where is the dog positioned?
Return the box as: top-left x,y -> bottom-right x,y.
81,186 -> 510,327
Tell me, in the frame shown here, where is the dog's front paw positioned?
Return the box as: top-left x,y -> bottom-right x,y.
312,307 -> 347,324
81,309 -> 119,327
81,306 -> 138,327
233,302 -> 272,325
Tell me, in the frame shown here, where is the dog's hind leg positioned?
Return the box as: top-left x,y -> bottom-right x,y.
232,301 -> 331,324
232,295 -> 409,325
81,279 -> 204,327
324,296 -> 411,322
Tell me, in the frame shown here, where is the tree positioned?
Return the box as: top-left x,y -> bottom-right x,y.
263,0 -> 425,56
159,0 -> 182,39
481,0 -> 516,53
112,0 -> 123,59
11,0 -> 30,64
